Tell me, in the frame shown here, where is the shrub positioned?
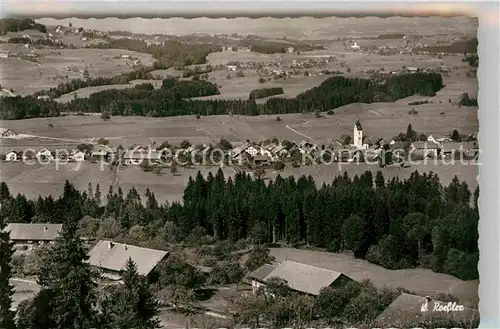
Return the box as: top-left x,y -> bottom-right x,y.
408,108 -> 418,115
327,110 -> 335,115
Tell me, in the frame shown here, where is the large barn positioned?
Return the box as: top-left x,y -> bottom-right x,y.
88,240 -> 168,280
248,260 -> 353,296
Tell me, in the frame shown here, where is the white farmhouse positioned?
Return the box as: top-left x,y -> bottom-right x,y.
245,146 -> 260,157
70,150 -> 85,162
350,42 -> 360,50
36,148 -> 53,161
5,150 -> 19,161
0,128 -> 18,138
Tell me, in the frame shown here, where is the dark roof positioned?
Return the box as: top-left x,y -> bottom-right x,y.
442,142 -> 477,152
253,155 -> 269,161
354,117 -> 362,130
391,141 -> 406,149
373,293 -> 479,328
247,264 -> 276,281
413,142 -> 440,150
4,223 -> 62,241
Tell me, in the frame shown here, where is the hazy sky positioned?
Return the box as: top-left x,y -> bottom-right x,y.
1,1 -> 479,18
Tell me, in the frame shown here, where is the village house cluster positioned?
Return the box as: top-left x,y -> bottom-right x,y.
1,118 -> 479,168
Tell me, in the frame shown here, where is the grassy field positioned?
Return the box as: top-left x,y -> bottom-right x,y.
269,248 -> 479,307
54,78 -> 163,103
0,161 -> 236,204
0,48 -> 155,95
0,160 -> 478,206
36,16 -> 477,40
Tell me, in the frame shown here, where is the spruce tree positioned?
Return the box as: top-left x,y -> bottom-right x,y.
106,258 -> 160,329
37,216 -> 98,329
0,217 -> 16,329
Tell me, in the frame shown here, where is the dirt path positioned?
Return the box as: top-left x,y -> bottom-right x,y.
19,134 -> 96,145
285,124 -> 312,140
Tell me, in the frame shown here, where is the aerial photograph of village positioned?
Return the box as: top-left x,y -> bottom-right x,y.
0,7 -> 479,329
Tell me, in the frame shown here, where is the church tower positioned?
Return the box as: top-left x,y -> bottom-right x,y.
353,116 -> 363,149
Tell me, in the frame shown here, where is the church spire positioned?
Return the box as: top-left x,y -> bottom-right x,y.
355,116 -> 362,131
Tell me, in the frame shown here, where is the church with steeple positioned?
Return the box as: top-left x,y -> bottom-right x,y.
353,116 -> 364,149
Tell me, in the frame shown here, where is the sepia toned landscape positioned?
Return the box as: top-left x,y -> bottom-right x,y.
0,12 -> 479,329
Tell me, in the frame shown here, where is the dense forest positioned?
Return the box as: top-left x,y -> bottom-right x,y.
249,87 -> 284,100
418,38 -> 478,54
90,38 -> 222,69
0,18 -> 47,34
0,73 -> 444,119
0,168 -> 479,281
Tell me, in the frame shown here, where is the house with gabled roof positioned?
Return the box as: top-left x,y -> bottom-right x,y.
251,260 -> 353,296
4,223 -> 62,249
247,264 -> 277,294
441,141 -> 478,159
88,240 -> 168,280
5,150 -> 21,162
411,141 -> 441,158
0,128 -> 18,138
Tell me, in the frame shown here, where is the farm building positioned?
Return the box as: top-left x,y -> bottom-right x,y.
5,150 -> 20,161
231,142 -> 251,160
37,95 -> 50,100
226,65 -> 237,71
372,293 -> 479,328
247,264 -> 277,294
0,128 -> 18,138
0,51 -> 9,58
411,141 -> 441,158
36,148 -> 54,161
245,145 -> 260,157
4,223 -> 63,249
70,150 -> 85,162
88,240 -> 168,280
441,141 -> 478,159
253,154 -> 270,166
250,260 -> 353,296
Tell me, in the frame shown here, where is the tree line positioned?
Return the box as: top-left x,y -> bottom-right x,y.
89,38 -> 222,69
0,167 -> 478,281
0,73 -> 444,119
0,18 -> 47,34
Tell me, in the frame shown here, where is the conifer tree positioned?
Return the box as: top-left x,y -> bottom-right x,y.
37,216 -> 98,329
0,217 -> 16,329
105,258 -> 160,329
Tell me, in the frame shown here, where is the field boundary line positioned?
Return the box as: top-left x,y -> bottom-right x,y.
285,125 -> 312,140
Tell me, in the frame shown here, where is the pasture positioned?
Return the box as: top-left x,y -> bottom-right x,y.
0,161 -> 236,204
54,78 -> 163,103
269,248 -> 479,307
0,48 -> 155,95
